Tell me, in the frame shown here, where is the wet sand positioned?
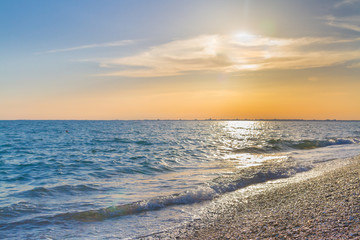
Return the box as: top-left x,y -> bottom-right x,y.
141,157 -> 360,239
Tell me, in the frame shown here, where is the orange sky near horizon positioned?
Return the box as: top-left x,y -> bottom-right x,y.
2,70 -> 359,120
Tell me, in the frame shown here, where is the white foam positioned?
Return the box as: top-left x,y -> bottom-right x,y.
290,143 -> 360,165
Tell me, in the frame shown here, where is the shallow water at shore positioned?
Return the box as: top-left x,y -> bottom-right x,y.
145,156 -> 360,239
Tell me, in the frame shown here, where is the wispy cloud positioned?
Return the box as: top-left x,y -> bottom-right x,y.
88,34 -> 360,78
347,61 -> 360,68
334,0 -> 360,8
39,40 -> 135,54
326,15 -> 360,32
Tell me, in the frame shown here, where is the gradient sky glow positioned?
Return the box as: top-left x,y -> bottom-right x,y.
1,0 -> 360,120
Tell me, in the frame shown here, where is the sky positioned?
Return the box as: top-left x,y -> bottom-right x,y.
1,0 -> 360,120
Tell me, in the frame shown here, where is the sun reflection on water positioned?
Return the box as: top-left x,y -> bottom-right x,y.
218,121 -> 289,169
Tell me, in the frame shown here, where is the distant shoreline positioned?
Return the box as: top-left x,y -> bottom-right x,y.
2,119 -> 360,122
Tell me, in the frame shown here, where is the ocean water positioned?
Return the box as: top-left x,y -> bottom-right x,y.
1,120 -> 360,239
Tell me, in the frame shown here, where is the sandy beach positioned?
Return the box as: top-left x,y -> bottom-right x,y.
141,157 -> 360,239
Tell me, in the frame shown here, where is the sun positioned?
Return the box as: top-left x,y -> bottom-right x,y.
234,31 -> 257,45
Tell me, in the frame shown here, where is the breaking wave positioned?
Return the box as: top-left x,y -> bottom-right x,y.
233,137 -> 360,154
61,158 -> 310,222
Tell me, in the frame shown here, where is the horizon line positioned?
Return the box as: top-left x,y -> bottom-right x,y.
2,118 -> 360,121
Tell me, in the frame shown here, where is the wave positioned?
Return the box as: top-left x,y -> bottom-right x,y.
275,138 -> 359,150
92,137 -> 153,146
233,137 -> 360,154
11,184 -> 104,199
233,146 -> 280,154
0,201 -> 41,219
0,154 -> 317,233
60,158 -> 311,222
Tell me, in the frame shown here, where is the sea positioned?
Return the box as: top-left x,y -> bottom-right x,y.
1,120 -> 360,239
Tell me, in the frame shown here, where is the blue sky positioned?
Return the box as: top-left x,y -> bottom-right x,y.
1,0 -> 360,119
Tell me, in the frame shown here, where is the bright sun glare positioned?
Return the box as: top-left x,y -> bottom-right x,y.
234,32 -> 256,44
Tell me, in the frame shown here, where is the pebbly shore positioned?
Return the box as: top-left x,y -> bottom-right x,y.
140,157 -> 360,239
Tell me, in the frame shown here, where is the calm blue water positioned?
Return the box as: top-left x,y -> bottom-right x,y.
1,120 -> 360,239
